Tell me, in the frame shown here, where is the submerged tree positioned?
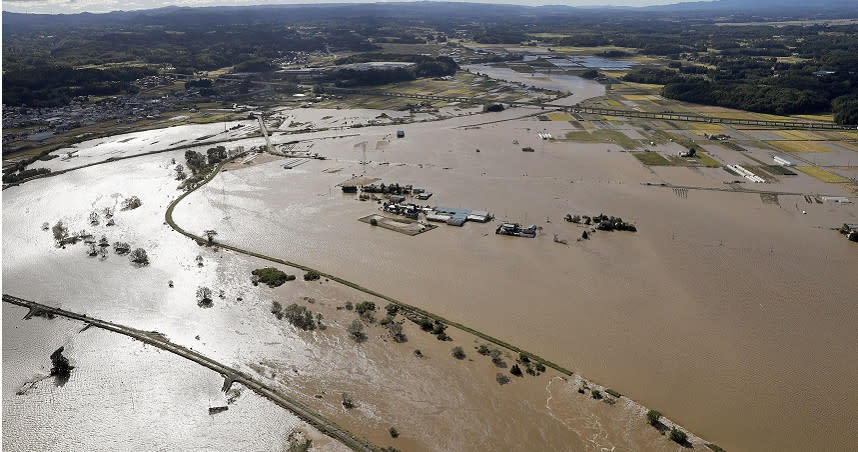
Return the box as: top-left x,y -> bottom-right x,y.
113,241 -> 131,255
52,221 -> 69,243
50,347 -> 73,384
129,248 -> 149,265
196,286 -> 213,307
282,303 -> 316,331
341,393 -> 356,409
347,319 -> 367,342
387,321 -> 407,343
175,164 -> 187,181
204,230 -> 218,245
121,196 -> 142,210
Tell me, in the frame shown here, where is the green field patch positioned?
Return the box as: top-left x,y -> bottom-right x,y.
632,151 -> 673,165
564,130 -> 641,150
696,151 -> 722,168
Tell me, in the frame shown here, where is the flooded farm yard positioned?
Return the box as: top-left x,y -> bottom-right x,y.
4,96 -> 858,452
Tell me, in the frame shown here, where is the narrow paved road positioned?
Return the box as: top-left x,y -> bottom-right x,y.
2,294 -> 374,452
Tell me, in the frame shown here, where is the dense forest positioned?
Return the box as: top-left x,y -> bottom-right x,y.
1,23 -> 374,107
2,2 -> 858,122
329,54 -> 458,87
525,23 -> 858,121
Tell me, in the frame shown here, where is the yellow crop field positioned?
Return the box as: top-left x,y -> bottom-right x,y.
790,130 -> 825,140
623,94 -> 653,101
710,112 -> 758,120
794,113 -> 834,122
547,112 -> 574,121
767,141 -> 832,153
605,99 -> 623,106
794,166 -> 851,183
692,123 -> 726,131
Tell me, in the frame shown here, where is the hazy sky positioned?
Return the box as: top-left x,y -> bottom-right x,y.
3,0 -> 700,15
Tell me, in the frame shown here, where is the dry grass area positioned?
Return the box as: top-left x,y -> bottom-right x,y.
794,166 -> 851,183
632,151 -> 673,166
547,112 -> 575,121
564,130 -> 641,150
767,140 -> 833,153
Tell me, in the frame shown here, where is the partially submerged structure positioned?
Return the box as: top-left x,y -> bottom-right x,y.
496,223 -> 537,238
773,155 -> 795,167
426,206 -> 493,226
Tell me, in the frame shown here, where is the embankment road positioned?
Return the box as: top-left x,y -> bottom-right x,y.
2,294 -> 375,452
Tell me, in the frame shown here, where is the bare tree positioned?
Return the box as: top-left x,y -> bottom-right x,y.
41,222 -> 50,231
89,211 -> 100,226
204,229 -> 218,245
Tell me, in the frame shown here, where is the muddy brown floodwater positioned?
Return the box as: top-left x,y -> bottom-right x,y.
174,112 -> 858,451
4,96 -> 857,451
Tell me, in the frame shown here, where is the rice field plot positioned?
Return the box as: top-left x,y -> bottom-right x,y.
794,166 -> 851,183
763,165 -> 797,176
632,151 -> 674,166
708,111 -> 760,120
507,64 -> 536,73
564,130 -> 641,149
527,59 -> 557,68
774,130 -> 826,141
760,193 -> 781,205
623,94 -> 654,101
547,112 -> 574,121
767,141 -> 833,153
835,131 -> 858,140
696,151 -> 722,168
691,123 -> 727,132
792,113 -> 835,122
567,119 -> 588,130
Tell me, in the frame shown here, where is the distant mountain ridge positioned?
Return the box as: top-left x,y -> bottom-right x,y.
3,0 -> 857,29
